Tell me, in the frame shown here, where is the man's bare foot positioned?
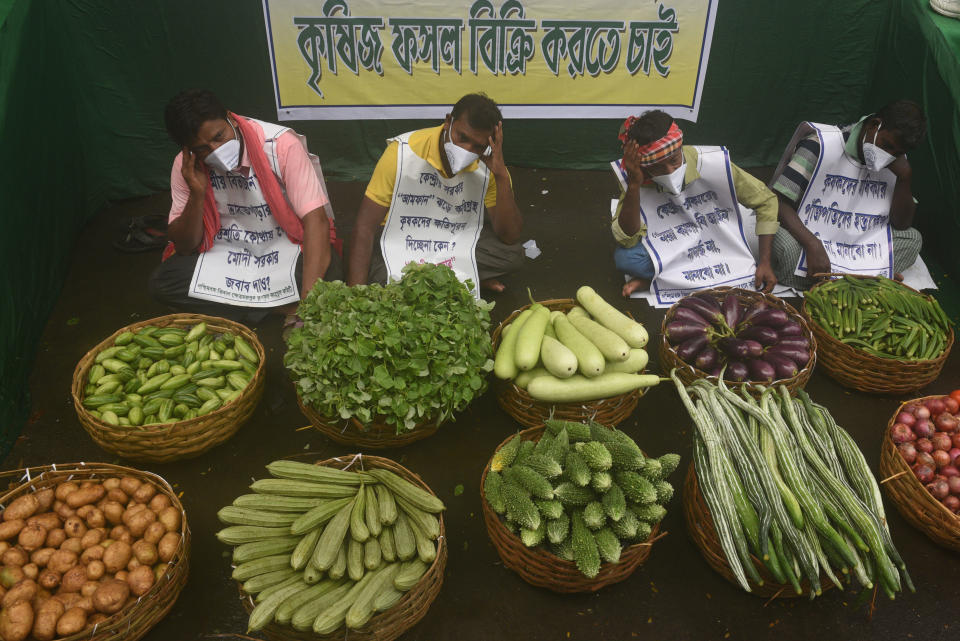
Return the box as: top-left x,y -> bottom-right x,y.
894,272 -> 904,282
480,278 -> 506,293
622,278 -> 650,297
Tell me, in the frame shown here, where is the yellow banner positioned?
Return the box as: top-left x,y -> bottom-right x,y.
262,0 -> 717,120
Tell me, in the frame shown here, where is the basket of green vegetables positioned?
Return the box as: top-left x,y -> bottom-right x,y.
802,274 -> 953,394
491,287 -> 656,428
285,263 -> 494,448
674,371 -> 914,600
481,420 -> 676,593
218,456 -> 446,641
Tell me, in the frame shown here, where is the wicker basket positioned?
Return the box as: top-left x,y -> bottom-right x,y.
296,395 -> 440,449
659,287 -> 817,398
0,462 -> 190,641
879,396 -> 960,552
801,274 -> 953,394
683,462 -> 830,598
71,313 -> 266,463
491,299 -> 643,428
239,454 -> 446,641
480,425 -> 664,593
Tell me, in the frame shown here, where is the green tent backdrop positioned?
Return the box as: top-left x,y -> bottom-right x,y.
1,0 -> 957,456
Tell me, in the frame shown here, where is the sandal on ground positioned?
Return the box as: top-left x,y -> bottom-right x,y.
281,314 -> 304,342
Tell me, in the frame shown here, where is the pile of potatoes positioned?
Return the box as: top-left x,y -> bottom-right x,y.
0,475 -> 183,641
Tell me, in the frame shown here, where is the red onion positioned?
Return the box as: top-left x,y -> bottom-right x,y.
903,401 -> 921,412
949,476 -> 960,495
913,463 -> 935,484
932,449 -> 952,469
914,405 -> 931,420
916,438 -> 934,454
944,495 -> 960,513
925,397 -> 946,415
944,397 -> 960,414
896,411 -> 916,427
896,442 -> 917,464
889,423 -> 916,444
941,465 -> 960,478
914,419 -> 935,439
953,432 -> 960,449
932,432 -> 953,451
927,478 -> 950,500
951,448 -> 960,462
935,413 -> 959,433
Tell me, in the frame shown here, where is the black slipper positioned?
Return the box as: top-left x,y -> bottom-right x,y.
114,226 -> 167,253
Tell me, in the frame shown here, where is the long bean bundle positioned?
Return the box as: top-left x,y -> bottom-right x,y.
671,370 -> 912,599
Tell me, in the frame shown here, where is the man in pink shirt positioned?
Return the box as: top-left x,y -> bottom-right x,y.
149,89 -> 341,321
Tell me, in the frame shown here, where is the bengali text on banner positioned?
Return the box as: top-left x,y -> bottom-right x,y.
262,0 -> 718,120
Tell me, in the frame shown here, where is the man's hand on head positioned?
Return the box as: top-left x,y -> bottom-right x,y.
622,141 -> 648,187
887,154 -> 912,181
481,121 -> 508,178
181,147 -> 207,195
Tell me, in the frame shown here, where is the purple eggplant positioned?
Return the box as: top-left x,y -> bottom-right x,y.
693,291 -> 723,310
675,334 -> 709,363
724,361 -> 749,382
746,309 -> 790,328
773,336 -> 811,350
739,301 -> 769,326
694,346 -> 721,372
718,337 -> 751,360
766,345 -> 811,367
678,296 -> 724,325
665,320 -> 710,344
743,339 -> 764,358
737,325 -> 779,346
778,320 -> 804,337
764,353 -> 799,380
747,358 -> 776,383
672,306 -> 711,327
722,294 -> 742,329
707,364 -> 724,378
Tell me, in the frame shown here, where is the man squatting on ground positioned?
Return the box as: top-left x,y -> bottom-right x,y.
770,100 -> 926,288
347,93 -> 524,293
611,110 -> 779,297
150,89 -> 341,322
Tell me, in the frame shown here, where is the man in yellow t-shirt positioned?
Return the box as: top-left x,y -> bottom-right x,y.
347,93 -> 524,292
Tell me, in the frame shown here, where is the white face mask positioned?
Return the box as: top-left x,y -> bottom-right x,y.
653,161 -> 686,195
443,126 -> 481,175
205,121 -> 241,173
862,124 -> 895,172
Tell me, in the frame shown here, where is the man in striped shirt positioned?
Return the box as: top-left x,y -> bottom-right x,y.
770,100 -> 926,289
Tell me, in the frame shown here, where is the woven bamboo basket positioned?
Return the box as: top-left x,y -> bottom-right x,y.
0,462 -> 190,641
801,274 -> 953,394
239,454 -> 446,641
71,313 -> 266,463
879,396 -> 960,552
683,463 -> 829,598
480,425 -> 664,593
659,287 -> 817,398
491,299 -> 644,428
296,395 -> 440,449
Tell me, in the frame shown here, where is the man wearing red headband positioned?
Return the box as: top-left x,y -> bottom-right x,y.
151,89 -> 342,322
612,110 -> 779,300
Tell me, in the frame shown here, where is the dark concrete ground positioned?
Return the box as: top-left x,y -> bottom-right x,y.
5,167 -> 960,641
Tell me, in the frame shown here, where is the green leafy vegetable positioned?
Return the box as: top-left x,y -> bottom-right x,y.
284,263 -> 494,433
